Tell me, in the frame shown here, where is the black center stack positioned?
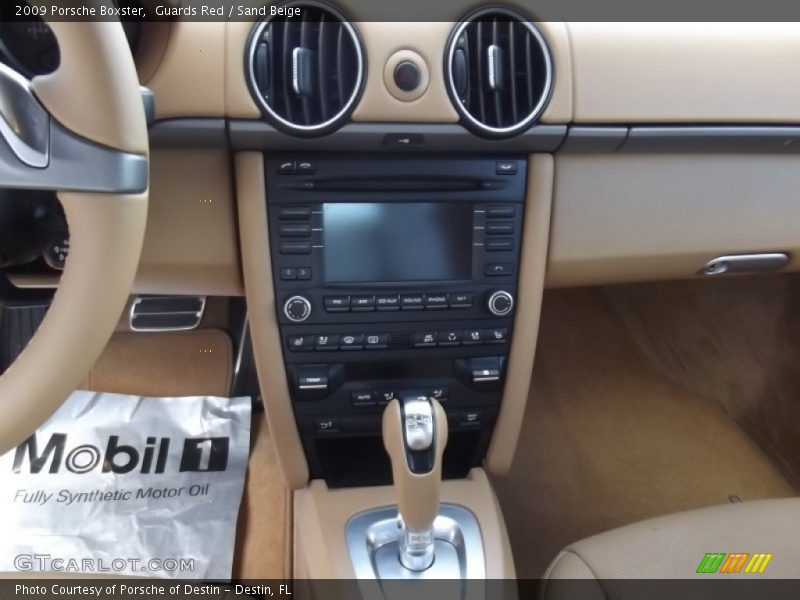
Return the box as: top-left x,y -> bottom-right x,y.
266,154 -> 527,487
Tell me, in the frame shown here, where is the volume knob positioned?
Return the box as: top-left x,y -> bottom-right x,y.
284,296 -> 312,322
487,290 -> 514,317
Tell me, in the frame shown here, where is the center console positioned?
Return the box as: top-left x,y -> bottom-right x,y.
266,155 -> 527,487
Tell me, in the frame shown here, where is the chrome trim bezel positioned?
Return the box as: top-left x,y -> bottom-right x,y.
245,0 -> 366,136
0,62 -> 49,168
129,296 -> 207,333
487,290 -> 514,317
346,504 -> 487,583
445,7 -> 554,138
283,295 -> 312,322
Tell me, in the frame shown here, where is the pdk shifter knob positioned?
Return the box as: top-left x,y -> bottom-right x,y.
382,393 -> 448,571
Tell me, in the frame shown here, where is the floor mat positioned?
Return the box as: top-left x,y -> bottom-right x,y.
0,305 -> 47,374
492,288 -> 796,578
81,330 -> 234,397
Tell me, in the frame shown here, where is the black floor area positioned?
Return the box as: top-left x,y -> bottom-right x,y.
0,305 -> 47,373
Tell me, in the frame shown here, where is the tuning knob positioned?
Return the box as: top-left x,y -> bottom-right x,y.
487,290 -> 514,317
283,296 -> 312,322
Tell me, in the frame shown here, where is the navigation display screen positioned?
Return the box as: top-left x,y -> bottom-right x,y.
323,203 -> 473,283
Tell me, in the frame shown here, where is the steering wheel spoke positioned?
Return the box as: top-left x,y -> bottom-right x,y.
0,62 -> 147,194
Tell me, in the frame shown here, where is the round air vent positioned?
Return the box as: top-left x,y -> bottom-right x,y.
445,8 -> 553,138
246,1 -> 365,136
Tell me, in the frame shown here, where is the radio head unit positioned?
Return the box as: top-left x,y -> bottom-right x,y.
265,154 -> 527,486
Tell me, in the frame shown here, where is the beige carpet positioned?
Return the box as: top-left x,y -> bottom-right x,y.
83,329 -> 289,578
492,288 -> 796,578
609,275 -> 800,488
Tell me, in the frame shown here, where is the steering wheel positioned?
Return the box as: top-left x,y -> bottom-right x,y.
0,20 -> 148,455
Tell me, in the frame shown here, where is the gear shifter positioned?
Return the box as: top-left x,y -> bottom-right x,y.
382,393 -> 448,571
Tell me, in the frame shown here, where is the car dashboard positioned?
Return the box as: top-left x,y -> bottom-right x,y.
3,8 -> 800,490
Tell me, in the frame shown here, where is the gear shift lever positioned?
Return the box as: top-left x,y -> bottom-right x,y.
382,393 -> 448,571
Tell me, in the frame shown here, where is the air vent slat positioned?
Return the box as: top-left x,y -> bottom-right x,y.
299,16 -> 313,125
491,17 -> 502,128
336,23 -> 347,109
317,15 -> 330,120
524,31 -> 535,110
508,20 -> 519,124
247,2 -> 364,136
266,23 -> 275,102
446,8 -> 552,138
473,19 -> 487,125
461,32 -> 471,109
280,18 -> 295,124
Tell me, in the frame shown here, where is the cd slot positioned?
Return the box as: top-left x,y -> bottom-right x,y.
280,177 -> 507,192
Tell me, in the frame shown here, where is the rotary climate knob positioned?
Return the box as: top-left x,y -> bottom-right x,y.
487,290 -> 514,317
284,296 -> 312,322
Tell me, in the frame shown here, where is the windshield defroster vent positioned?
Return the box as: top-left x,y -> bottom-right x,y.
246,1 -> 365,136
446,8 -> 553,138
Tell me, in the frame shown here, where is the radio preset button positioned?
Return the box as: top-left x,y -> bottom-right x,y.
438,330 -> 462,346
365,333 -> 389,349
376,294 -> 400,310
340,334 -> 365,350
486,205 -> 515,219
280,241 -> 311,254
485,223 -> 514,236
486,239 -> 514,252
278,206 -> 310,220
279,223 -> 311,237
449,292 -> 474,309
424,293 -> 449,309
351,295 -> 376,311
315,334 -> 339,350
414,331 -> 437,347
324,295 -> 350,312
401,294 -> 424,310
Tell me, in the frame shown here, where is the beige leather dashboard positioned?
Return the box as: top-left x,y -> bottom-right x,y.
568,23 -> 800,124
114,20 -> 800,295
